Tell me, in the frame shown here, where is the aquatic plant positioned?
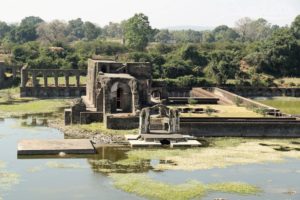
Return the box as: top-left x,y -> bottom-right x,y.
118,138 -> 300,171
110,173 -> 260,200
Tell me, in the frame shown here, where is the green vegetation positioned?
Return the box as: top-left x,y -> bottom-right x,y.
0,98 -> 69,117
0,160 -> 20,199
75,123 -> 138,135
110,173 -> 260,200
1,14 -> 300,86
117,138 -> 300,171
256,97 -> 300,115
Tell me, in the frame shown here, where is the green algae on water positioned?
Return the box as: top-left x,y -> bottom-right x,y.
110,173 -> 260,200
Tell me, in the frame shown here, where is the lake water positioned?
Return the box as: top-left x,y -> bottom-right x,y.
1,118 -> 300,200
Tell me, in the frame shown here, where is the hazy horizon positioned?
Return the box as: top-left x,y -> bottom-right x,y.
1,0 -> 300,28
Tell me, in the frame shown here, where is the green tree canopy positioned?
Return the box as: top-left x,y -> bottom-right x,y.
124,13 -> 153,51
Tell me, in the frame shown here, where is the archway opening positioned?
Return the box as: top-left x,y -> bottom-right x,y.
110,82 -> 132,113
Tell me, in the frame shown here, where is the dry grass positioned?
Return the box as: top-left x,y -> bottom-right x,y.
171,104 -> 263,117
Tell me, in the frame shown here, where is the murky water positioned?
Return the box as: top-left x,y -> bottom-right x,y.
1,118 -> 300,200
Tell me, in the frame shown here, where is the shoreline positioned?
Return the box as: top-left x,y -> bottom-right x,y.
47,118 -> 126,145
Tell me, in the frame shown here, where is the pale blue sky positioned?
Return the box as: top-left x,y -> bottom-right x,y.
1,0 -> 300,28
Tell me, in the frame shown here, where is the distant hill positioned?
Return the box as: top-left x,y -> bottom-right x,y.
165,25 -> 214,31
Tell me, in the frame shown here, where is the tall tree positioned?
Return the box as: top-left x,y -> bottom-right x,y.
291,15 -> 300,39
37,20 -> 68,44
0,21 -> 11,40
83,21 -> 101,40
10,16 -> 44,43
124,13 -> 153,51
68,18 -> 85,39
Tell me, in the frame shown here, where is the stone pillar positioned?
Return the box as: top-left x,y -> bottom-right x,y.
139,108 -> 150,135
54,72 -> 59,87
76,74 -> 80,87
0,67 -> 4,84
12,67 -> 17,78
43,72 -> 48,87
21,67 -> 28,87
32,71 -> 37,87
65,74 -> 69,87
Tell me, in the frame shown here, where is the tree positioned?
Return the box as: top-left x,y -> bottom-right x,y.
20,16 -> 44,27
37,20 -> 69,44
235,17 -> 272,41
123,13 -> 153,51
84,21 -> 101,40
9,16 -> 44,43
0,21 -> 11,40
258,28 -> 300,76
204,50 -> 239,85
291,15 -> 300,39
154,29 -> 172,43
68,18 -> 85,40
103,22 -> 124,38
213,25 -> 239,41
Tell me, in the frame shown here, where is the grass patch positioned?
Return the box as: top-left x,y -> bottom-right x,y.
256,97 -> 300,115
76,123 -> 138,135
110,173 -> 260,200
0,99 -> 69,117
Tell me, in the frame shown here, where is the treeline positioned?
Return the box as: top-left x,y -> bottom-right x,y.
1,14 -> 300,87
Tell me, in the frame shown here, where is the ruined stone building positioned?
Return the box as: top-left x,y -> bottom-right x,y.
65,59 -> 152,128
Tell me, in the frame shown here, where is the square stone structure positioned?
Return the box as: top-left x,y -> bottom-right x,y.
66,59 -> 152,127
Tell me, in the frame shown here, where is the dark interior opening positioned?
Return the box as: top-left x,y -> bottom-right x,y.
116,88 -> 122,110
160,139 -> 171,145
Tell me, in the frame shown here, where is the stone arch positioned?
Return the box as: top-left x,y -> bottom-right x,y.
110,82 -> 132,113
151,90 -> 161,99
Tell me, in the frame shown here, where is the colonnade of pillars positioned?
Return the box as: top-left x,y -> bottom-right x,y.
21,69 -> 84,88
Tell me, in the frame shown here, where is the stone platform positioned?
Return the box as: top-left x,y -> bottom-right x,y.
125,134 -> 201,148
17,139 -> 96,155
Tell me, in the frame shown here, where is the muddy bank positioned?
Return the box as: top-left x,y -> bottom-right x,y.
47,118 -> 126,145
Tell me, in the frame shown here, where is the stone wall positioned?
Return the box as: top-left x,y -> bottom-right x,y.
0,61 -> 21,88
209,87 -> 280,114
180,121 -> 300,137
105,115 -> 139,129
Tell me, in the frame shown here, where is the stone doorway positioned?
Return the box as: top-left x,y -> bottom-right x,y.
110,82 -> 132,113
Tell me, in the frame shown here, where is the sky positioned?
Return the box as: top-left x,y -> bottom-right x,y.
1,0 -> 300,28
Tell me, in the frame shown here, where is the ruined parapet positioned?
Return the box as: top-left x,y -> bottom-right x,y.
139,104 -> 180,135
20,68 -> 86,97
